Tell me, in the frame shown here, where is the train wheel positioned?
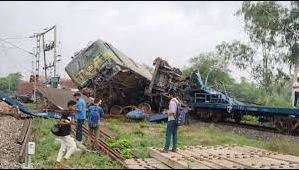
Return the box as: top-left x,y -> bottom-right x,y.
290,119 -> 299,132
110,105 -> 123,115
274,117 -> 293,134
138,102 -> 152,114
211,112 -> 223,123
274,118 -> 283,133
122,105 -> 137,114
281,120 -> 290,134
233,113 -> 242,124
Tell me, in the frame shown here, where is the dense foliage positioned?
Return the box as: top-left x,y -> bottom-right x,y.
181,52 -> 292,107
0,72 -> 22,95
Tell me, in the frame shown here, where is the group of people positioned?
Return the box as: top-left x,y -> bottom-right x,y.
55,92 -> 104,167
54,89 -> 183,167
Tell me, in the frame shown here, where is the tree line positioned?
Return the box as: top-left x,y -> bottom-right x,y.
0,72 -> 23,95
183,1 -> 298,107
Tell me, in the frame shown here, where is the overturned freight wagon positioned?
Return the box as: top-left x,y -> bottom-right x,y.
65,39 -> 154,111
65,39 -> 184,114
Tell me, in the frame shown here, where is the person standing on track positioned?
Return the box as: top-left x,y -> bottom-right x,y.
87,98 -> 104,149
73,92 -> 87,149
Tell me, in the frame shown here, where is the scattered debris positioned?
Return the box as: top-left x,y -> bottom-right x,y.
35,86 -> 91,110
0,100 -> 23,119
0,91 -> 33,116
126,109 -> 146,120
147,113 -> 168,123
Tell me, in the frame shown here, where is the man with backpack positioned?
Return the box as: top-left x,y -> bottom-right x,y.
88,98 -> 104,149
162,89 -> 180,153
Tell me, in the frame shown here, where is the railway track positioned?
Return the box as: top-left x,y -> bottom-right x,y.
189,118 -> 299,144
0,112 -> 32,169
18,118 -> 33,163
71,125 -> 128,168
216,119 -> 299,137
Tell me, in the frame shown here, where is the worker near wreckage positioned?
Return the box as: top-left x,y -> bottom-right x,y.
162,89 -> 179,153
73,92 -> 87,149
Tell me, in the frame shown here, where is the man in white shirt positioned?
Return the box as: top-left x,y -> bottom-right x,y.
294,77 -> 299,107
162,89 -> 179,153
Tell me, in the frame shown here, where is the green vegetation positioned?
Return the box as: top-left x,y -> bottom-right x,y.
0,72 -> 22,95
180,1 -> 299,107
102,118 -> 299,159
181,53 -> 293,107
31,118 -> 122,169
242,115 -> 259,124
31,116 -> 299,169
24,103 -> 44,111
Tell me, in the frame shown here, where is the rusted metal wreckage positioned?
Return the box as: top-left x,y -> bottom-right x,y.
65,39 -> 182,114
65,39 -> 299,134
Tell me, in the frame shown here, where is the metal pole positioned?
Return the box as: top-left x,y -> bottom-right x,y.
42,34 -> 47,81
8,75 -> 11,93
53,25 -> 57,77
37,34 -> 40,77
33,54 -> 37,103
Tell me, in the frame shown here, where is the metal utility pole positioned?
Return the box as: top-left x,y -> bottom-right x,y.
31,25 -> 59,94
41,25 -> 57,82
42,34 -> 47,80
53,25 -> 57,77
32,33 -> 41,103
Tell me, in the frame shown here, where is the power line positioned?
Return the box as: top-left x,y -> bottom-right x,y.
2,36 -> 33,40
0,37 -> 34,56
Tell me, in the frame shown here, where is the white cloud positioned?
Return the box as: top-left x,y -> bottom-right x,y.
0,1 -> 248,81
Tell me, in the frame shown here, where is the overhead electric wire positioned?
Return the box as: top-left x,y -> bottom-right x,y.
0,37 -> 34,56
2,36 -> 33,40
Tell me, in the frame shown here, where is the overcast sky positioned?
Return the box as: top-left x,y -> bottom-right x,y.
0,1 -> 249,81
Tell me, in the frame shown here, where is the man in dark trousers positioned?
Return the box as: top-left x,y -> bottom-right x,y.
73,92 -> 87,149
162,89 -> 179,153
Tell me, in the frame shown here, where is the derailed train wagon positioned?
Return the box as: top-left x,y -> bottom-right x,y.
65,39 -> 153,110
65,38 -> 299,132
65,39 -> 183,114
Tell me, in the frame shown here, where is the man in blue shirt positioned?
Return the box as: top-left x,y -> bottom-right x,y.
73,92 -> 86,148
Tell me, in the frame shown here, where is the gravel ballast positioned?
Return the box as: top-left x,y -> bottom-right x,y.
0,115 -> 23,169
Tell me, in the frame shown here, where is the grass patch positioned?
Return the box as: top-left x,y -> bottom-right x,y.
242,115 -> 259,124
31,118 -> 123,169
31,116 -> 299,168
24,103 -> 44,111
102,119 -> 299,158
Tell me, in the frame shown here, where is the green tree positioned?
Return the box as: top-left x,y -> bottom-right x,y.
0,72 -> 23,95
216,1 -> 291,104
279,1 -> 299,104
182,52 -> 233,89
